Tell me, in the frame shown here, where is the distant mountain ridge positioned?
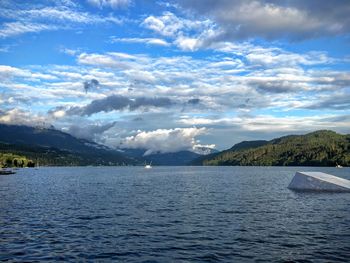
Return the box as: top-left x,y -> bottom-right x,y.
2,124 -> 347,167
0,124 -> 136,166
0,124 -> 215,166
193,130 -> 350,166
119,148 -> 207,166
0,124 -> 108,153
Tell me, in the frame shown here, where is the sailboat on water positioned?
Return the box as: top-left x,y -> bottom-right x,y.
0,168 -> 15,175
144,161 -> 152,169
35,159 -> 40,170
336,163 -> 343,168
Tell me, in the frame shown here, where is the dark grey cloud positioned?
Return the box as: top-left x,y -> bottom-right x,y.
306,93 -> 350,110
187,98 -> 200,105
66,95 -> 173,116
178,0 -> 350,41
83,79 -> 99,93
313,72 -> 350,88
249,80 -> 299,93
321,114 -> 350,123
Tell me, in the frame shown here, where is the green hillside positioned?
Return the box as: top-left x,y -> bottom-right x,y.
0,142 -> 138,167
196,130 -> 350,166
0,124 -> 137,166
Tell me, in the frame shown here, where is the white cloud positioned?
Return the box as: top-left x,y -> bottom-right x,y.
87,0 -> 131,9
77,53 -> 131,69
121,127 -> 209,155
111,37 -> 170,46
0,4 -> 123,38
0,65 -> 29,79
0,108 -> 47,126
1,46 -> 349,151
141,12 -> 191,37
0,65 -> 57,82
174,36 -> 199,51
1,5 -> 123,25
245,48 -> 332,67
179,113 -> 350,134
0,65 -> 30,81
179,116 -> 240,126
0,22 -> 57,38
239,114 -> 350,132
141,12 -> 216,51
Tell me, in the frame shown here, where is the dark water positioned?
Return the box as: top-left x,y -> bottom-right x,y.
1,166 -> 349,262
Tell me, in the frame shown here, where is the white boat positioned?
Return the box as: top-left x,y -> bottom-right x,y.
336,163 -> 343,168
0,169 -> 16,175
35,159 -> 40,170
144,162 -> 152,169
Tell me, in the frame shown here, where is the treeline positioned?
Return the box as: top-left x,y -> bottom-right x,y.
0,142 -> 130,167
196,130 -> 350,166
0,124 -> 137,166
0,153 -> 35,168
0,143 -> 83,167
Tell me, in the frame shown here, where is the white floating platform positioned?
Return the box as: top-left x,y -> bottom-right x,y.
288,172 -> 350,192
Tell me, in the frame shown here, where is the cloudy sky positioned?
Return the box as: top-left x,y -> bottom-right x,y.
1,0 -> 349,154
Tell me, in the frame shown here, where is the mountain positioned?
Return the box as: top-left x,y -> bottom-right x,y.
193,130 -> 350,166
0,123 -> 216,167
0,124 -> 137,166
0,124 -> 109,154
119,148 -> 217,166
229,140 -> 268,151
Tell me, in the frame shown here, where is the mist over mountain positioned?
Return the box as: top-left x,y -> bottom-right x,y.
120,147 -> 218,166
0,124 -> 136,166
0,124 -> 216,166
1,124 -> 349,167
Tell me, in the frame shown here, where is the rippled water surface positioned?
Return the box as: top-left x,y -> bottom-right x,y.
1,166 -> 350,262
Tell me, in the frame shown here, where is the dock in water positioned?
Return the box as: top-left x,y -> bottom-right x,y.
288,171 -> 350,192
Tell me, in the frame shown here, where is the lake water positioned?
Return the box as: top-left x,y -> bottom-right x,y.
1,166 -> 350,262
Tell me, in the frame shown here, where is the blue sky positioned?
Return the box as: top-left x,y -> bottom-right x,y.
0,0 -> 349,154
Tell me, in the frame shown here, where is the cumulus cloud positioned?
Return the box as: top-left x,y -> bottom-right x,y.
2,47 -> 349,151
120,127 -> 211,155
142,12 -> 183,37
141,11 -> 215,51
178,0 -> 350,41
0,108 -> 47,126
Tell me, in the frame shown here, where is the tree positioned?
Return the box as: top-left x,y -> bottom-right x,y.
27,161 -> 35,167
6,158 -> 12,167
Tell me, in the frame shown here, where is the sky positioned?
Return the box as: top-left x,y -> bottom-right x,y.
0,0 -> 350,154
